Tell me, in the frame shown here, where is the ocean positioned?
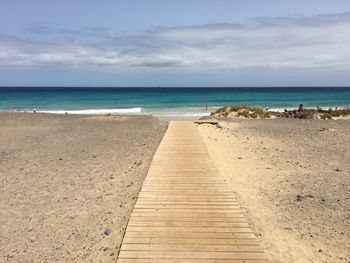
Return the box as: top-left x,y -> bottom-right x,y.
0,87 -> 349,118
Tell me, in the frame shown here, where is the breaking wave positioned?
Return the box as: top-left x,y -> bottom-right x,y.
38,107 -> 142,114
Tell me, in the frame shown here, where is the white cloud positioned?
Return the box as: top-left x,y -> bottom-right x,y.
1,12 -> 350,71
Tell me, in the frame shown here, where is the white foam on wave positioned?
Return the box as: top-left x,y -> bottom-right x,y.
155,112 -> 211,117
145,108 -> 212,117
38,107 -> 142,115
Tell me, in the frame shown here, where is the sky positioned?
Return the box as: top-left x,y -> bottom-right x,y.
1,0 -> 350,87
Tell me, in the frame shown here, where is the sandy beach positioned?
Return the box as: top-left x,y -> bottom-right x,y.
0,113 -> 167,263
1,112 -> 349,263
199,118 -> 350,263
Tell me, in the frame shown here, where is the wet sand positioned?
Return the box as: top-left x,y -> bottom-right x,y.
199,118 -> 350,263
0,113 -> 167,262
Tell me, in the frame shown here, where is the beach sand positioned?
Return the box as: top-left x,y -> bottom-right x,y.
0,113 -> 167,263
198,118 -> 350,263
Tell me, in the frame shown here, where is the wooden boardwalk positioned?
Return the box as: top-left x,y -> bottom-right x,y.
117,121 -> 268,263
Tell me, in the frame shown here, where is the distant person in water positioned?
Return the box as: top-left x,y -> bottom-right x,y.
205,106 -> 208,112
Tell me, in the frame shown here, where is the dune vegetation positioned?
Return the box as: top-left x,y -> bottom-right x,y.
211,105 -> 350,119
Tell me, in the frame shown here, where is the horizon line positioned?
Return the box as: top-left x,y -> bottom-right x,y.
1,86 -> 350,89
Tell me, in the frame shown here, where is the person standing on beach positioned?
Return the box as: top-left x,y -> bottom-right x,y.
297,104 -> 305,118
298,104 -> 304,113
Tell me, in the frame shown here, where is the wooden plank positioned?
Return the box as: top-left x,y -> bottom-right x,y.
137,197 -> 239,201
120,244 -> 264,252
130,213 -> 245,218
117,259 -> 268,263
138,195 -> 234,199
130,219 -> 247,223
136,201 -> 240,205
137,198 -> 238,202
117,121 -> 268,262
134,205 -> 241,209
133,210 -> 244,214
137,199 -> 238,203
118,251 -> 268,260
135,201 -> 240,205
125,226 -> 253,233
122,237 -> 260,245
140,186 -> 229,189
139,193 -> 237,196
127,222 -> 250,228
139,191 -> 233,194
124,232 -> 257,239
141,185 -> 235,188
134,206 -> 241,210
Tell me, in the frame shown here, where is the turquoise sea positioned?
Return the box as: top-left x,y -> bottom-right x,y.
0,87 -> 350,118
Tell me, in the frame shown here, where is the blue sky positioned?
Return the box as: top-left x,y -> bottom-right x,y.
1,0 -> 350,86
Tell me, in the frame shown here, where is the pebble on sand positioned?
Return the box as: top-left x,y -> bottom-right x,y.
104,228 -> 111,236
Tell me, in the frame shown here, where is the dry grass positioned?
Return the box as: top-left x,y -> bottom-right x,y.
300,108 -> 350,119
212,105 -> 280,119
330,108 -> 350,117
212,106 -> 350,119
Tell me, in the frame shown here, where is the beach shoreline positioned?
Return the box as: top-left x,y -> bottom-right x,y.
1,87 -> 349,120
